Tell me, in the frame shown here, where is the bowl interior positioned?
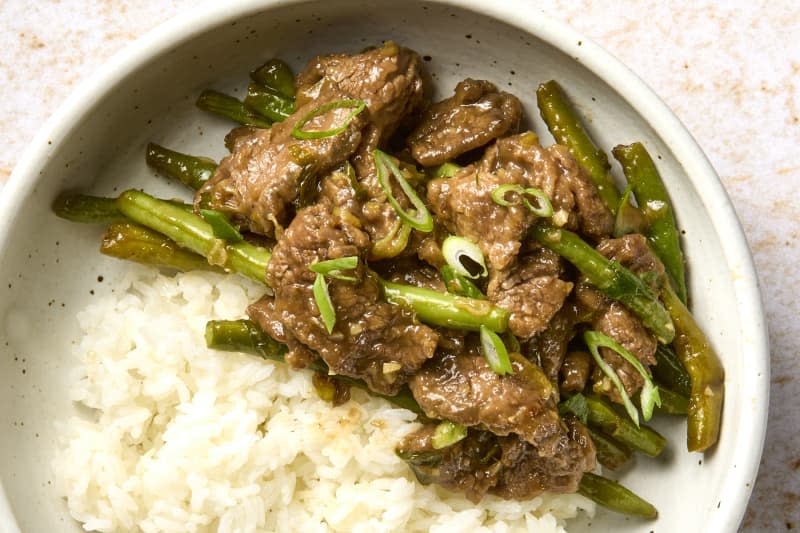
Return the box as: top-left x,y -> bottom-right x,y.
0,1 -> 767,532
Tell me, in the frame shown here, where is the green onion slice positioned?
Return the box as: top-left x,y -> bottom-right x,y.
313,273 -> 337,334
374,149 -> 434,232
199,209 -> 243,242
431,420 -> 468,449
291,99 -> 366,140
309,256 -> 359,282
441,236 -> 487,279
440,265 -> 486,299
491,184 -> 554,218
480,325 -> 513,375
584,330 -> 662,426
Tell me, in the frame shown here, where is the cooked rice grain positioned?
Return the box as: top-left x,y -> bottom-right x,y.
54,268 -> 593,532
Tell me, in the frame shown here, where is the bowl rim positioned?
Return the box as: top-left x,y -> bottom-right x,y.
0,1 -> 769,531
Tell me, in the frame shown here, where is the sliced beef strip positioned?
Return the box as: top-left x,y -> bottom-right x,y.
247,296 -> 318,369
262,174 -> 438,395
491,416 -> 595,499
487,247 -> 573,340
525,299 -> 583,385
407,78 -> 522,167
427,163 -> 535,271
297,44 -> 429,249
559,351 -> 593,393
409,346 -> 566,453
479,133 -> 614,240
576,233 -> 664,400
397,419 -> 595,503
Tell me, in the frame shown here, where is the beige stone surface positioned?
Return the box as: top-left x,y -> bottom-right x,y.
1,0 -> 797,530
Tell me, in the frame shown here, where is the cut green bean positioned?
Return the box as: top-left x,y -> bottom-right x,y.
145,143 -> 217,190
440,265 -> 486,299
52,193 -> 127,224
250,58 -> 295,99
653,344 -> 692,397
536,80 -> 621,214
101,222 -> 225,273
584,394 -> 666,457
578,473 -> 658,519
244,83 -> 295,122
587,427 -> 633,470
613,142 -> 687,303
381,279 -> 509,333
531,224 -> 675,344
661,283 -> 724,452
116,189 -> 271,283
196,90 -> 273,128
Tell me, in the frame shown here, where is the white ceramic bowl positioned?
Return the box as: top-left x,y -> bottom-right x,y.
0,1 -> 769,531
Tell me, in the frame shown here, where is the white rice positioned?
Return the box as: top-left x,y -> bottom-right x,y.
54,266 -> 594,532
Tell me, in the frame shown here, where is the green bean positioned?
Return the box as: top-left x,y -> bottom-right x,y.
205,319 -> 425,416
244,83 -> 295,122
649,386 -> 689,416
530,223 -> 675,344
587,427 -> 632,470
381,279 -> 509,333
653,344 -> 692,397
536,80 -> 621,214
661,283 -> 724,452
613,142 -> 687,303
100,222 -> 224,273
578,472 -> 657,519
52,193 -> 127,224
116,189 -> 271,283
440,265 -> 486,299
196,90 -> 273,128
250,59 -> 295,99
145,142 -> 217,190
584,394 -> 666,457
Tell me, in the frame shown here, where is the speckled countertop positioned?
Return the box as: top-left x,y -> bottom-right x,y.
0,0 -> 797,530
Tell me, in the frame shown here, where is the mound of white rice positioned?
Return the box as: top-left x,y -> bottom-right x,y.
54,267 -> 594,532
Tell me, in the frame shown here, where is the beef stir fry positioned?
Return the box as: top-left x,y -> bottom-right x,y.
54,41 -> 725,519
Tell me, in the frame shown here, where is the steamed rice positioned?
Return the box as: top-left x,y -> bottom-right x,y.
54,266 -> 594,532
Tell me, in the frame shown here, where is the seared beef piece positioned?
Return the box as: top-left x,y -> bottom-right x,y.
409,346 -> 566,453
297,44 -> 428,248
397,425 -> 502,503
427,163 -> 535,271
596,232 -> 666,291
525,300 -> 583,385
296,43 -> 425,147
196,84 -> 367,237
260,173 -> 438,395
479,134 -> 614,240
491,417 -> 595,499
397,419 -> 596,503
247,296 -> 318,369
407,78 -> 522,167
487,247 -> 573,339
577,233 -> 664,400
560,351 -> 593,393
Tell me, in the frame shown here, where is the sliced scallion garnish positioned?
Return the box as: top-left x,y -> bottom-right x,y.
440,265 -> 486,299
584,330 -> 662,426
480,324 -> 513,375
441,236 -> 487,279
491,184 -> 554,218
431,420 -> 468,449
312,273 -> 336,333
291,98 -> 366,140
199,209 -> 243,242
373,149 -> 434,232
309,256 -> 359,282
